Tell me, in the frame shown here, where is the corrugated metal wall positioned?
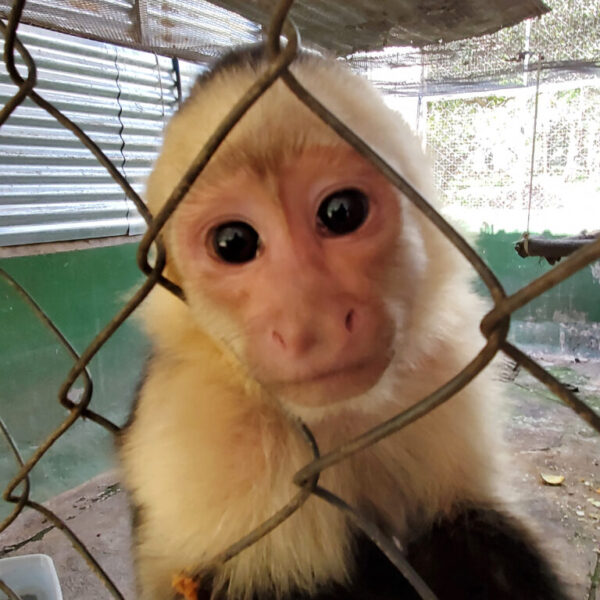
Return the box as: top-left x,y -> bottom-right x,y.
0,24 -> 203,246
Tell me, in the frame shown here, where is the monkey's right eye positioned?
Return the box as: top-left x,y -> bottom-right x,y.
212,221 -> 260,264
317,188 -> 369,236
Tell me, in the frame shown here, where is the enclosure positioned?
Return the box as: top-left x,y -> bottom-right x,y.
0,0 -> 599,598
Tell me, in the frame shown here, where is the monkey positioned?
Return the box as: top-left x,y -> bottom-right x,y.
118,45 -> 570,600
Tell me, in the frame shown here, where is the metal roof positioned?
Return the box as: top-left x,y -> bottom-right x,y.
0,0 -> 549,59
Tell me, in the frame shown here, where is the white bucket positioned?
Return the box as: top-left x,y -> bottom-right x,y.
0,554 -> 63,600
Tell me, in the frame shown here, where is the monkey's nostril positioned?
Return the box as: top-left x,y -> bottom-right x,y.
345,309 -> 355,333
272,330 -> 286,348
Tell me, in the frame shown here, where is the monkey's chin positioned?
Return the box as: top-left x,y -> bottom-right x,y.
268,357 -> 391,408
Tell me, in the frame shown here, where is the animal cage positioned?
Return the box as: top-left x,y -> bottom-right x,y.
0,0 -> 599,598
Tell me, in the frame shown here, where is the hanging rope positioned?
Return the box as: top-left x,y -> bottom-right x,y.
515,52 -> 599,263
525,54 -> 542,237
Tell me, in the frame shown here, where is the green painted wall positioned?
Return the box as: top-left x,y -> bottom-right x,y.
0,232 -> 598,517
475,230 -> 600,356
0,243 -> 148,519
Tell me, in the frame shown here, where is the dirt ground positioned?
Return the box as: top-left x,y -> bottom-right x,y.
0,357 -> 599,599
502,357 -> 600,600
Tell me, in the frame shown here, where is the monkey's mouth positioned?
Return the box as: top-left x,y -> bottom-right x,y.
283,361 -> 367,384
265,352 -> 393,406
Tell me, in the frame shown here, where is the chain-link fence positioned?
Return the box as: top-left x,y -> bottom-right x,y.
1,0 -> 600,598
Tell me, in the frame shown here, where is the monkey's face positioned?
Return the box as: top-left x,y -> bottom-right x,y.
171,146 -> 404,407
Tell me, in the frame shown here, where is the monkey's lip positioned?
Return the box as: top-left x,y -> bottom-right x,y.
265,352 -> 393,402
298,362 -> 371,384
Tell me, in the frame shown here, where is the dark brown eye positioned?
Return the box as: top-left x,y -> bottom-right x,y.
212,221 -> 259,264
317,188 -> 369,235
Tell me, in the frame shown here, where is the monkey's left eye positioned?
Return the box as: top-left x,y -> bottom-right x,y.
212,221 -> 260,264
317,188 -> 369,235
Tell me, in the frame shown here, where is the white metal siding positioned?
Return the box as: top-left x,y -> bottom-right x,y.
0,24 -> 203,246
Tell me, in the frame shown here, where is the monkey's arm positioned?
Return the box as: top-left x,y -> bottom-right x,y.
405,505 -> 570,600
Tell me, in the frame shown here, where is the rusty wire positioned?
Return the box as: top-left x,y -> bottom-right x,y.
0,416 -> 124,599
1,0 -> 600,597
0,579 -> 22,600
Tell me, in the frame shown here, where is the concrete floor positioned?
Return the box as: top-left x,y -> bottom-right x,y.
1,358 -> 599,600
0,472 -> 134,599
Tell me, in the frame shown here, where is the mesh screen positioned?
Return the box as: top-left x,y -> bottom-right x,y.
349,0 -> 599,96
426,86 -> 600,232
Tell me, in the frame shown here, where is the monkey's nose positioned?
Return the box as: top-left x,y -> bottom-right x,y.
270,327 -> 316,354
270,308 -> 355,357
272,330 -> 286,349
345,309 -> 355,333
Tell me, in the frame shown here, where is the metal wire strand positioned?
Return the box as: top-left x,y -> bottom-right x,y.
293,319 -> 509,486
135,15 -> 299,292
0,418 -> 30,533
0,266 -> 127,507
281,69 -> 507,304
502,342 -> 600,432
0,579 -> 22,600
0,1 -> 177,298
481,237 -> 600,336
313,486 -> 438,600
1,0 -> 599,598
0,0 -> 35,126
0,268 -> 118,432
0,418 -> 124,600
204,421 -> 320,570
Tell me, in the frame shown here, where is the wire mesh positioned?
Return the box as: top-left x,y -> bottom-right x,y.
1,0 -> 600,598
347,0 -> 599,97
423,0 -> 600,91
427,85 -> 600,215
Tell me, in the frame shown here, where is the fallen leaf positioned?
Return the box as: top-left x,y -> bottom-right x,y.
541,474 -> 565,486
587,498 -> 600,509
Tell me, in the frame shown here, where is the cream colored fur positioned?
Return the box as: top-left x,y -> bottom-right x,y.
119,52 -> 506,599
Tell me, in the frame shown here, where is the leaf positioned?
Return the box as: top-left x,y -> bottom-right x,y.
587,498 -> 600,509
540,473 -> 565,486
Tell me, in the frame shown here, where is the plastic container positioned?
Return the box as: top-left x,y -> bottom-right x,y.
0,554 -> 63,600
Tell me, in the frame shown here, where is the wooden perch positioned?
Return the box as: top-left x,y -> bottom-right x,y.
514,231 -> 600,264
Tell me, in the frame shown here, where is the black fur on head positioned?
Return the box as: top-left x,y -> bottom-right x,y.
193,42 -> 318,91
196,44 -> 269,87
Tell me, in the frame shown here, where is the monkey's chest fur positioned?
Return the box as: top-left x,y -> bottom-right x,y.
121,359 -> 564,600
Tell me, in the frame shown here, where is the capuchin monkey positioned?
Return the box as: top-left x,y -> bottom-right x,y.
119,46 -> 569,600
